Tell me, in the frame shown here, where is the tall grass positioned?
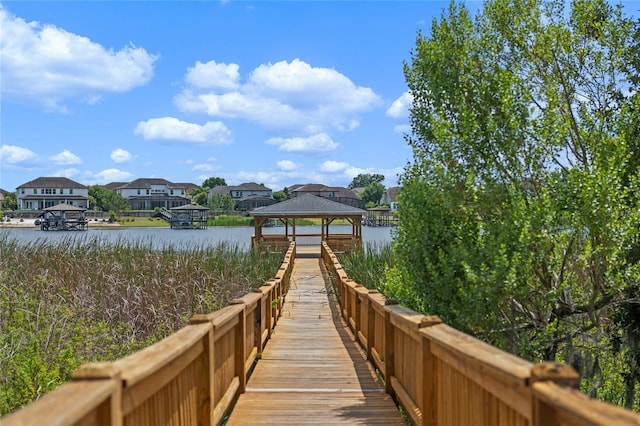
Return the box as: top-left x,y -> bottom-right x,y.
0,234 -> 282,415
209,215 -> 254,226
337,242 -> 394,292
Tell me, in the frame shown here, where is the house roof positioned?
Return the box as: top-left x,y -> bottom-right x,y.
43,203 -> 86,212
250,194 -> 366,217
170,203 -> 209,211
103,182 -> 128,190
209,182 -> 272,196
175,182 -> 199,192
385,187 -> 399,202
117,178 -> 186,189
287,183 -> 358,199
18,177 -> 87,189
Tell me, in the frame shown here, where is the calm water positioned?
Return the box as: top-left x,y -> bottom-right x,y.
0,225 -> 394,251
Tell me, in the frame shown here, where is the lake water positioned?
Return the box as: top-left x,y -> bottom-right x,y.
0,225 -> 395,251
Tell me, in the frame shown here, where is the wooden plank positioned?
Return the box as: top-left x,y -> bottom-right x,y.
2,380 -> 119,426
225,255 -> 404,424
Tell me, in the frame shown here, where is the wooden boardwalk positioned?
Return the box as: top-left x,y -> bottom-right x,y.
226,246 -> 404,425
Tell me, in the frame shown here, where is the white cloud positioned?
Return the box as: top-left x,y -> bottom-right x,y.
51,149 -> 81,165
0,5 -> 158,110
110,148 -> 134,163
134,117 -> 232,144
185,60 -> 240,90
386,91 -> 413,119
0,144 -> 39,165
175,58 -> 381,133
93,168 -> 135,183
277,160 -> 299,171
53,168 -> 81,179
319,160 -> 349,173
192,163 -> 219,172
266,133 -> 338,153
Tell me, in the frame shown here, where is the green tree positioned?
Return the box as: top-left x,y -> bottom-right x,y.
189,187 -> 209,206
88,185 -> 130,212
208,194 -> 236,212
347,173 -> 385,189
360,182 -> 385,206
2,192 -> 17,210
272,191 -> 287,202
201,177 -> 226,189
190,177 -> 227,206
392,0 -> 640,409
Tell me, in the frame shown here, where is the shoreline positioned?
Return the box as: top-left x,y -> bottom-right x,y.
0,218 -> 123,228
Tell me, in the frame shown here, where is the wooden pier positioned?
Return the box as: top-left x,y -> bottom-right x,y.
226,245 -> 404,425
4,242 -> 640,425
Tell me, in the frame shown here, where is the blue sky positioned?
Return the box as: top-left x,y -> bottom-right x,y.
0,0 -> 461,193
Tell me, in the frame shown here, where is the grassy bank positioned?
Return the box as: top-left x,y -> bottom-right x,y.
0,235 -> 283,415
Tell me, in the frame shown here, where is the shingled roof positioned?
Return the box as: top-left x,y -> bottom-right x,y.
18,177 -> 87,189
250,194 -> 366,217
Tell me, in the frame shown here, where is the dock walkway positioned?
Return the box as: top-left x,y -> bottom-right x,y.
226,246 -> 404,425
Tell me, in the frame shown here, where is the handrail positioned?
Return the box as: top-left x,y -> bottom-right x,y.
320,241 -> 640,426
2,242 -> 296,426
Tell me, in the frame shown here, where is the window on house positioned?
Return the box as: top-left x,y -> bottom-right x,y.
60,189 -> 64,195
69,189 -> 74,195
170,190 -> 174,195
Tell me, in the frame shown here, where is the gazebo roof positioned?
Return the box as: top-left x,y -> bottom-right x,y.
43,203 -> 86,212
170,203 -> 209,211
250,194 -> 366,217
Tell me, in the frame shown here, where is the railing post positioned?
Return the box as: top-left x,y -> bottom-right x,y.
71,362 -> 123,426
530,362 -> 580,426
420,318 -> 443,426
231,299 -> 247,394
366,290 -> 378,361
384,299 -> 398,397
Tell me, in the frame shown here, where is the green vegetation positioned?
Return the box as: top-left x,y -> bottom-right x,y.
88,185 -> 130,212
0,235 -> 282,415
209,215 -> 253,226
115,216 -> 168,227
189,176 -> 227,205
338,242 -> 394,292
392,0 -> 640,410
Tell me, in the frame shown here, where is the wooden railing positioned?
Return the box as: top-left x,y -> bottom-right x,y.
2,243 -> 296,426
6,240 -> 640,426
321,242 -> 640,426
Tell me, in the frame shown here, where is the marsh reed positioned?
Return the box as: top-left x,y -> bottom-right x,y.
0,234 -> 282,415
337,241 -> 394,292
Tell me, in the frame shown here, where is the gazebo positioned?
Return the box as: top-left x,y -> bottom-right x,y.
38,203 -> 88,231
169,204 -> 209,229
250,194 -> 366,252
150,204 -> 210,229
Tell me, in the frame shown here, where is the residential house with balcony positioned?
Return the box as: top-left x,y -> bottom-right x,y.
111,178 -> 191,210
285,184 -> 365,209
208,182 -> 275,210
16,177 -> 89,210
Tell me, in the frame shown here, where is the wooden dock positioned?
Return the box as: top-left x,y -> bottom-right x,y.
226,246 -> 404,425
